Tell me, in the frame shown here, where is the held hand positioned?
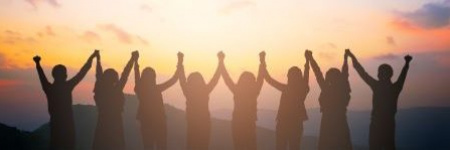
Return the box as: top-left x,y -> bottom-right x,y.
218,51 -> 225,62
259,51 -> 266,63
132,51 -> 139,59
178,52 -> 184,65
305,50 -> 312,59
94,49 -> 101,60
345,49 -> 351,58
33,55 -> 41,63
405,55 -> 412,63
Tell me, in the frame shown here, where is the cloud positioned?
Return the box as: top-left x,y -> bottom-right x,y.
99,24 -> 133,44
1,30 -> 37,45
219,0 -> 256,15
80,31 -> 101,43
395,1 -> 450,29
386,36 -> 396,46
372,53 -> 398,60
140,4 -> 153,13
98,24 -> 149,45
25,0 -> 60,9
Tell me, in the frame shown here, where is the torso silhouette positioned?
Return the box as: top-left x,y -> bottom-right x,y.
92,78 -> 126,150
135,85 -> 165,121
94,81 -> 125,115
319,80 -> 351,114
43,81 -> 76,149
277,85 -> 309,121
233,86 -> 260,122
183,86 -> 210,121
370,81 -> 402,119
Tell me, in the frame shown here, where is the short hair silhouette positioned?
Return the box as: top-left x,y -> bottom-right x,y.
348,50 -> 412,150
52,64 -> 67,81
378,64 -> 393,81
33,50 -> 96,150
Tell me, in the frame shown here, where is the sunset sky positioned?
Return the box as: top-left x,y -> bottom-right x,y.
0,0 -> 449,130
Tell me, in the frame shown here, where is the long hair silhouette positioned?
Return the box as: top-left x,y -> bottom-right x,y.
220,51 -> 265,150
134,52 -> 180,150
92,51 -> 137,150
178,52 -> 221,150
33,50 -> 96,150
263,51 -> 310,150
308,50 -> 352,150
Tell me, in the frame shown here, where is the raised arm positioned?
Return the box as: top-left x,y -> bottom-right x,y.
96,50 -> 103,79
157,54 -> 181,92
178,52 -> 188,93
219,52 -> 237,93
33,56 -> 50,92
342,49 -> 350,78
68,50 -> 96,88
306,50 -> 325,89
303,50 -> 310,90
206,52 -> 223,93
255,51 -> 266,92
117,51 -> 138,90
263,53 -> 286,91
395,55 -> 412,90
134,56 -> 141,90
348,50 -> 377,87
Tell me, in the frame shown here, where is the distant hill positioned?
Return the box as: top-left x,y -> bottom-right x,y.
213,107 -> 450,150
3,94 -> 449,150
0,95 -> 319,150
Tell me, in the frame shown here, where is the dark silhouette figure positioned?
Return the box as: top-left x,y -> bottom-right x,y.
92,51 -> 138,150
262,51 -> 310,150
348,50 -> 412,150
134,53 -> 180,150
178,52 -> 222,150
33,51 -> 96,150
307,50 -> 352,150
220,51 -> 265,150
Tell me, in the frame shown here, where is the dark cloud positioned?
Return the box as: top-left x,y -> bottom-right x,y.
219,0 -> 256,15
397,1 -> 450,29
372,53 -> 398,60
386,36 -> 396,46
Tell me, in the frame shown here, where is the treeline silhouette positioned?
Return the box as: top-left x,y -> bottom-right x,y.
33,49 -> 412,150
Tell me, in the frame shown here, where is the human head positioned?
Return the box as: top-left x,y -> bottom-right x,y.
287,66 -> 302,85
377,64 -> 393,81
237,71 -> 256,89
103,68 -> 119,85
141,67 -> 156,86
325,68 -> 341,85
187,72 -> 206,87
52,64 -> 67,82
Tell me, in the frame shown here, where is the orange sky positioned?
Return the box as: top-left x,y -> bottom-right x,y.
1,0 -> 450,130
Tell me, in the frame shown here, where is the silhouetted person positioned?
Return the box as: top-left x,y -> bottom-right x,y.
348,50 -> 412,150
33,51 -> 96,150
92,51 -> 138,150
263,51 -> 310,150
307,50 -> 352,150
220,51 -> 265,150
178,52 -> 222,150
134,53 -> 181,150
